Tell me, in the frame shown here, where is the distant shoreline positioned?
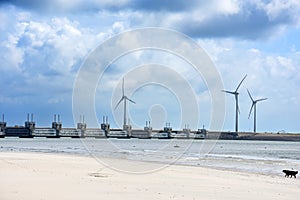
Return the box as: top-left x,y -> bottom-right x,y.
205,131 -> 300,141
238,132 -> 300,141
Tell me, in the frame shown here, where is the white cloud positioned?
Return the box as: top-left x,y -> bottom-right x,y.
259,0 -> 300,22
0,7 -> 120,106
198,38 -> 300,131
1,1 -> 300,131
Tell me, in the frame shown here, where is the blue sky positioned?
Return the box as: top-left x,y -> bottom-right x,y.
0,0 -> 300,132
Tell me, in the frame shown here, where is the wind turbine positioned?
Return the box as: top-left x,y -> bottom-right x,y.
247,89 -> 267,133
222,75 -> 247,133
115,78 -> 136,129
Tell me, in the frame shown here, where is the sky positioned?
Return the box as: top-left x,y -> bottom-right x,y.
0,0 -> 300,133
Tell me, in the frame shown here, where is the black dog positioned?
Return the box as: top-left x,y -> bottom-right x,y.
282,170 -> 298,178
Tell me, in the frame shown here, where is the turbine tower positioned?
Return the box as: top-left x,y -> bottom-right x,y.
247,89 -> 267,133
115,78 -> 136,129
222,75 -> 247,133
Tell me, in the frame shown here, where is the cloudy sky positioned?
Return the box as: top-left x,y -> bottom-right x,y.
1,0 -> 300,133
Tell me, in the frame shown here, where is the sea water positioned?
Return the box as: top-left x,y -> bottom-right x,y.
1,138 -> 299,175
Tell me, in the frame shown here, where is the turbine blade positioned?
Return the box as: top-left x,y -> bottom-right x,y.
235,74 -> 247,92
256,98 -> 268,102
248,103 -> 254,119
247,89 -> 254,102
122,78 -> 125,97
114,97 -> 124,110
126,97 -> 136,104
221,90 -> 236,95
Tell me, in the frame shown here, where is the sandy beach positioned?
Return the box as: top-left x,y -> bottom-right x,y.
0,152 -> 299,200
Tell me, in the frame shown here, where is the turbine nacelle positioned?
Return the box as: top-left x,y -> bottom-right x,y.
222,90 -> 238,95
222,74 -> 247,96
115,78 -> 135,127
247,89 -> 267,118
222,74 -> 247,133
247,89 -> 268,133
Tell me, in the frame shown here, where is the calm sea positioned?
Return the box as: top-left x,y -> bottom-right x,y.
1,138 -> 299,175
